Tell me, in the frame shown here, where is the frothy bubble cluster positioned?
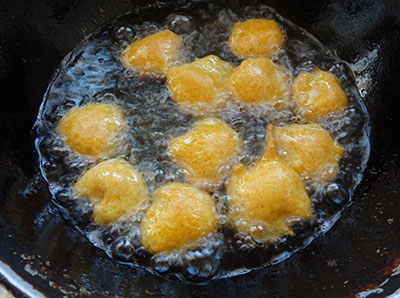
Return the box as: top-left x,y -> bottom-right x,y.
35,2 -> 370,282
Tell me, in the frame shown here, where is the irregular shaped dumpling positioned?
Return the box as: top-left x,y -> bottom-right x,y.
168,118 -> 241,190
274,124 -> 344,182
229,58 -> 290,108
167,55 -> 233,115
227,124 -> 312,241
57,103 -> 126,158
140,183 -> 218,254
293,67 -> 348,121
121,30 -> 182,77
229,19 -> 285,58
74,158 -> 148,224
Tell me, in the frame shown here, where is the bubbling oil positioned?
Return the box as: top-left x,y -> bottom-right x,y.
35,1 -> 370,282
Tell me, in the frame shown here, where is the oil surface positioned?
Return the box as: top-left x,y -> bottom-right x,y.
35,2 -> 370,282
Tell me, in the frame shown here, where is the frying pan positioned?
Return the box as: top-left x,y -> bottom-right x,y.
1,0 -> 399,297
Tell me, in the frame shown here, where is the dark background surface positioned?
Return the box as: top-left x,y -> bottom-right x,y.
1,0 -> 400,297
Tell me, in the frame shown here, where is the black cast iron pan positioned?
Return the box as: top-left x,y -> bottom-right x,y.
1,0 -> 400,297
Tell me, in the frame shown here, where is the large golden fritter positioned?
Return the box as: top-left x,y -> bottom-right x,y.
167,55 -> 233,115
293,67 -> 348,121
229,58 -> 290,108
140,183 -> 218,254
168,118 -> 241,191
57,103 -> 126,158
274,124 -> 344,182
227,124 -> 312,241
121,30 -> 182,77
229,19 -> 285,58
74,158 -> 148,224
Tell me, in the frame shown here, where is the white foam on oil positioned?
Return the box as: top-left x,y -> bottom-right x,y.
35,3 -> 370,282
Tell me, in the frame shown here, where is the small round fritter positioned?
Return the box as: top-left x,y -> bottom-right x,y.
293,67 -> 348,121
229,58 -> 290,108
167,55 -> 233,115
229,19 -> 284,58
57,103 -> 126,158
227,124 -> 312,241
274,124 -> 344,182
121,30 -> 182,77
140,183 -> 218,254
74,158 -> 148,225
168,118 -> 241,191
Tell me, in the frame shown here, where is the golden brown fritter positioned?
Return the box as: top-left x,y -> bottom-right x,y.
274,123 -> 344,182
121,30 -> 182,77
227,124 -> 312,241
229,19 -> 285,58
293,67 -> 348,121
57,103 -> 126,158
140,182 -> 218,254
74,158 -> 148,224
229,58 -> 290,108
167,55 -> 233,115
168,118 -> 241,191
